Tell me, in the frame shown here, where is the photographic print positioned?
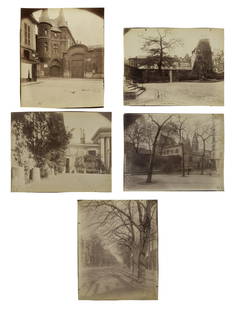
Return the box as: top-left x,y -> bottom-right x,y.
20,8 -> 104,108
124,113 -> 224,191
11,112 -> 111,192
124,28 -> 224,106
78,200 -> 158,300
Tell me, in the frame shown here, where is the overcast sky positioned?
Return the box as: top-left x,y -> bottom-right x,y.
124,28 -> 224,59
33,8 -> 104,46
63,112 -> 110,144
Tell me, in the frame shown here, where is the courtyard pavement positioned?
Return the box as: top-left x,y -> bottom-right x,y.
21,78 -> 104,108
16,173 -> 111,192
125,81 -> 224,106
124,173 -> 223,191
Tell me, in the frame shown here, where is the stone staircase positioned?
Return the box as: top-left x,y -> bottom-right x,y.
124,81 -> 146,100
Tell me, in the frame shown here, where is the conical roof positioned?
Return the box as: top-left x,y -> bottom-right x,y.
57,8 -> 67,27
39,9 -> 52,25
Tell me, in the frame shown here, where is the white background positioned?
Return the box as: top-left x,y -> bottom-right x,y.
0,0 -> 236,309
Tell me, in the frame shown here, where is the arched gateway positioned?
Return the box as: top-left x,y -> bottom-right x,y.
64,44 -> 88,78
49,59 -> 62,77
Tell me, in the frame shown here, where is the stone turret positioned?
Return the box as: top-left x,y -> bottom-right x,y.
57,8 -> 67,27
39,9 -> 52,25
37,9 -> 53,62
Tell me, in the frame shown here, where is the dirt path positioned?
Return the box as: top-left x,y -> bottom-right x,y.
79,266 -> 157,300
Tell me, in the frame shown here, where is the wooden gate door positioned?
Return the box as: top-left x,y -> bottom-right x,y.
71,60 -> 84,78
50,66 -> 61,77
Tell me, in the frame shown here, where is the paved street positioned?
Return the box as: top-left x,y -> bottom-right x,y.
21,78 -> 103,108
125,173 -> 223,191
16,173 -> 111,192
79,266 -> 157,300
125,81 -> 224,106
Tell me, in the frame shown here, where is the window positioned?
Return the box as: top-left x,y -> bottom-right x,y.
24,23 -> 30,45
23,49 -> 30,60
53,43 -> 58,54
24,23 -> 27,44
44,30 -> 48,36
27,25 -> 30,45
44,42 -> 48,53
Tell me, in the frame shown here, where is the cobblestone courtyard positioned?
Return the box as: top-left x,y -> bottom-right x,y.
125,81 -> 224,106
21,78 -> 103,108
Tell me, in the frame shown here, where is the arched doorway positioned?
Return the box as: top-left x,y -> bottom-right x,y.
49,59 -> 62,77
66,45 -> 88,78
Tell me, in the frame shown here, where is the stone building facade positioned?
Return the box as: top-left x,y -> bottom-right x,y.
20,15 -> 38,81
125,133 -> 214,175
65,127 -> 111,174
36,9 -> 104,79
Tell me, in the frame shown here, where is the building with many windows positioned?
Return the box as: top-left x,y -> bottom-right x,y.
37,9 -> 104,78
65,127 -> 111,174
20,14 -> 38,81
21,9 -> 104,81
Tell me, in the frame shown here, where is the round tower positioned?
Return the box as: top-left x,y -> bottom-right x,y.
37,9 -> 52,63
57,9 -> 70,52
57,8 -> 67,27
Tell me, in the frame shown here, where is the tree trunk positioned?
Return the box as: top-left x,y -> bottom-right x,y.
146,147 -> 156,183
158,39 -> 163,75
181,143 -> 185,177
201,141 -> 206,175
131,248 -> 136,274
137,202 -> 152,281
146,128 -> 161,183
201,155 -> 204,175
137,231 -> 147,281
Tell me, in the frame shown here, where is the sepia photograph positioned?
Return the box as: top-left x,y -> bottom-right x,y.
124,28 -> 224,106
11,112 -> 111,192
78,200 -> 158,300
20,8 -> 104,108
124,113 -> 224,191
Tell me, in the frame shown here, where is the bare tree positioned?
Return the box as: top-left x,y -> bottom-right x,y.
195,125 -> 214,175
146,114 -> 173,183
176,116 -> 187,177
80,200 -> 157,282
142,29 -> 183,72
125,118 -> 146,153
